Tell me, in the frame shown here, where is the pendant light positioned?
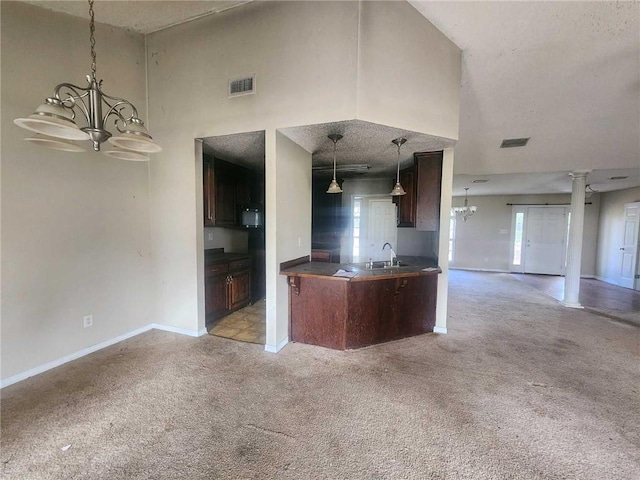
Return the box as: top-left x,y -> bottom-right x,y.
390,137 -> 407,196
13,0 -> 160,159
326,134 -> 343,194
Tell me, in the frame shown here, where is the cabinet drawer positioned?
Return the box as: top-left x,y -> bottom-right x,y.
206,263 -> 229,277
229,258 -> 251,271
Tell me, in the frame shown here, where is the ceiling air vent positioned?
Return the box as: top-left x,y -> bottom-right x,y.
500,137 -> 530,148
229,75 -> 255,97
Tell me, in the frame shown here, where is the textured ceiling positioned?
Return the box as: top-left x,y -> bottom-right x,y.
22,0 -> 640,195
21,1 -> 250,34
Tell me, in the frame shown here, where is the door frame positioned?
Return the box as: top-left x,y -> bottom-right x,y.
509,205 -> 569,274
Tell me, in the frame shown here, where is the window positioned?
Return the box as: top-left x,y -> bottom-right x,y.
448,214 -> 456,262
352,198 -> 361,261
512,212 -> 524,265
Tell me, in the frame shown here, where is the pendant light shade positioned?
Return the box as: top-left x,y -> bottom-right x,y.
103,147 -> 150,161
390,137 -> 407,196
14,98 -> 90,141
326,133 -> 343,194
13,0 -> 159,159
24,134 -> 86,152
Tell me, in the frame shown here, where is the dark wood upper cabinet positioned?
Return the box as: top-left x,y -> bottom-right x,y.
395,166 -> 417,227
414,151 -> 443,232
203,155 -> 255,228
394,151 -> 443,231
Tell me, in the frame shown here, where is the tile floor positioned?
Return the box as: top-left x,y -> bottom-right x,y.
208,299 -> 266,344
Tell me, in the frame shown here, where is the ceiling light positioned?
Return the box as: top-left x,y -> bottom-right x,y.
390,137 -> 407,196
313,164 -> 370,173
13,0 -> 160,159
609,176 -> 628,180
326,134 -> 343,194
500,138 -> 530,148
452,187 -> 477,222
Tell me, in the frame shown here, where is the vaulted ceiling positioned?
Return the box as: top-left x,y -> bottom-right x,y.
20,1 -> 640,195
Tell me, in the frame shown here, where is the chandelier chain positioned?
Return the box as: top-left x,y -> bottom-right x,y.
88,0 -> 97,80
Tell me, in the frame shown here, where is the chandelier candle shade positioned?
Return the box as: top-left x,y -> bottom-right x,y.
453,187 -> 477,222
390,137 -> 407,196
326,134 -> 343,194
13,0 -> 160,160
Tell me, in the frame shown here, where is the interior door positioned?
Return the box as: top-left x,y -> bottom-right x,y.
524,207 -> 567,275
618,203 -> 640,289
365,198 -> 398,261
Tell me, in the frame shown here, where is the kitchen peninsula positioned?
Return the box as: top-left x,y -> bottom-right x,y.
281,257 -> 440,350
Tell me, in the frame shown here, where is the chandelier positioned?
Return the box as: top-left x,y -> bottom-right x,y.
453,187 -> 477,221
13,0 -> 160,160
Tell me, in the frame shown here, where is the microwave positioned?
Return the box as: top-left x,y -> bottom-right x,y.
241,208 -> 263,228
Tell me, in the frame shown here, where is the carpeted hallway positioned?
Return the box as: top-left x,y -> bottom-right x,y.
1,271 -> 638,479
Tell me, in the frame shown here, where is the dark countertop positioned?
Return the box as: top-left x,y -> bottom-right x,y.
205,249 -> 250,266
280,256 -> 441,282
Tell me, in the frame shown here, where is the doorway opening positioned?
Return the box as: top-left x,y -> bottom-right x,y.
199,131 -> 266,345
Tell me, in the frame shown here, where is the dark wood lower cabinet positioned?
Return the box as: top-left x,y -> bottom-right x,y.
288,274 -> 438,350
205,255 -> 252,326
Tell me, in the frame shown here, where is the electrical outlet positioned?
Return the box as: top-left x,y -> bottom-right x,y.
83,314 -> 93,328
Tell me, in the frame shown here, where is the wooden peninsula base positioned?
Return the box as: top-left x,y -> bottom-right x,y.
281,259 -> 439,350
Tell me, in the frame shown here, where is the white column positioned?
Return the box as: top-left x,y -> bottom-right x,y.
562,170 -> 590,308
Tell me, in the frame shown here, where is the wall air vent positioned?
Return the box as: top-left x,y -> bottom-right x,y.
229,75 -> 255,97
472,179 -> 489,183
500,137 -> 530,148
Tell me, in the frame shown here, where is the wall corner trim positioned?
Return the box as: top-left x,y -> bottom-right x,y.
433,326 -> 448,334
265,337 -> 289,353
1,323 -> 207,389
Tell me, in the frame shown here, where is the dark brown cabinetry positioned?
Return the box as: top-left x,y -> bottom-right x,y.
205,254 -> 252,325
394,151 -> 443,231
286,273 -> 438,350
203,155 -> 252,228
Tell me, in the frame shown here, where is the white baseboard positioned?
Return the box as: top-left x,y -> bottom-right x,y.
1,324 -> 154,389
560,301 -> 584,309
265,337 -> 289,353
1,322 -> 208,389
151,323 -> 207,338
595,275 -> 620,286
433,326 -> 448,334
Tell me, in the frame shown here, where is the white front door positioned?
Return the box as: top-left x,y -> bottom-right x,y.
365,198 -> 397,261
524,207 -> 567,275
618,202 -> 640,289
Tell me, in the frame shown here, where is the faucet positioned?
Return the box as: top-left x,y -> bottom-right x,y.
382,243 -> 397,266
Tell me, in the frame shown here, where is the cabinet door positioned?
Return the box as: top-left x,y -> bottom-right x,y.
203,158 -> 215,227
415,151 -> 443,232
206,274 -> 229,322
214,162 -> 237,226
396,166 -> 416,227
228,269 -> 251,311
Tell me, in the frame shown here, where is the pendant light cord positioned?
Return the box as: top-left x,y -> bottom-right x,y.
396,141 -> 401,183
88,0 -> 97,80
332,138 -> 338,181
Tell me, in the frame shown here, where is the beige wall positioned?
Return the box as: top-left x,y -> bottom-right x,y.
357,1 -> 461,139
1,3 -> 151,380
451,193 -> 600,276
146,1 -> 361,343
145,1 -> 462,348
596,187 -> 640,284
274,132 -> 312,346
203,228 -> 248,253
